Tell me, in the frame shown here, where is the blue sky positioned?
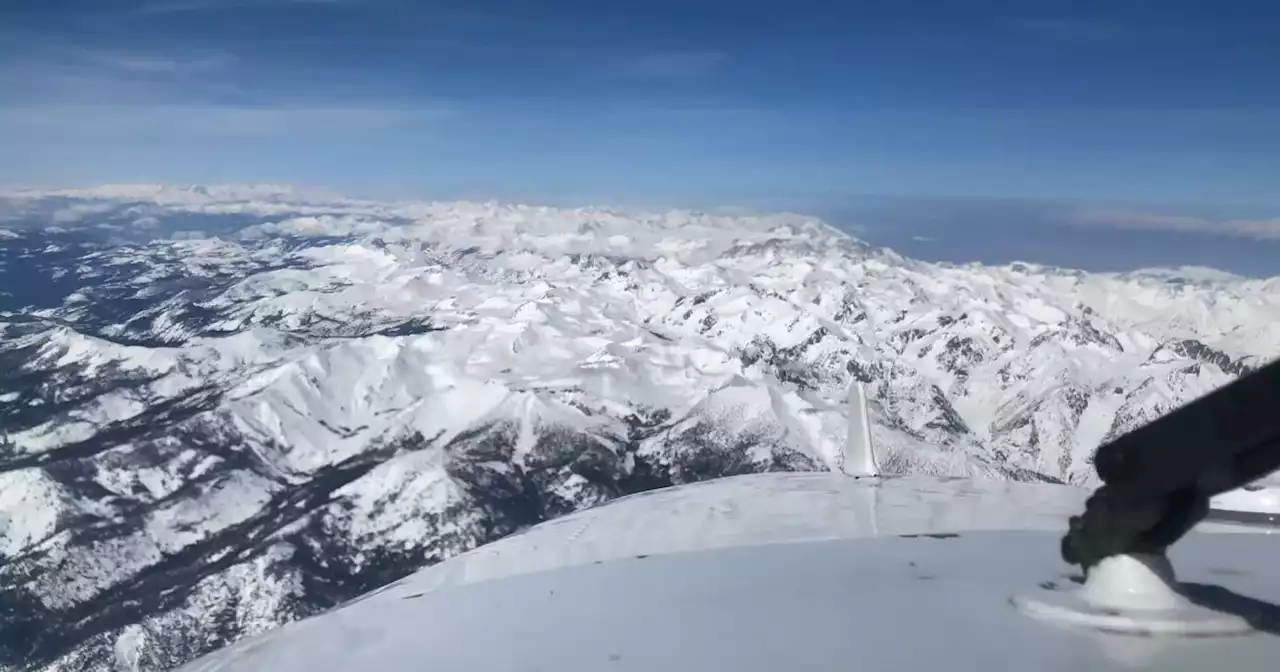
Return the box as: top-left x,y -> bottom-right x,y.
1,0 -> 1278,273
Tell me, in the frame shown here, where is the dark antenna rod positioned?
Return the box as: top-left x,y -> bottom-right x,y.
1063,356 -> 1280,573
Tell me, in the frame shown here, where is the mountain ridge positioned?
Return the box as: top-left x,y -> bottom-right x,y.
0,185 -> 1276,671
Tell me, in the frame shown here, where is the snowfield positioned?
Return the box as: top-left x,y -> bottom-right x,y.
0,184 -> 1277,671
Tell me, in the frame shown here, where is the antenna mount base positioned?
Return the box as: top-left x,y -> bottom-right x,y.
1011,553 -> 1253,637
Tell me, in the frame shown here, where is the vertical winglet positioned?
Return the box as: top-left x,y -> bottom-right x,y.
846,381 -> 879,477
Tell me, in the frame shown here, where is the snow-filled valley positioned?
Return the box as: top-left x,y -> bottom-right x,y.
1,184 -> 1277,671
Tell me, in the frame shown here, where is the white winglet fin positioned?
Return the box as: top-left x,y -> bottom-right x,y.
846,381 -> 879,477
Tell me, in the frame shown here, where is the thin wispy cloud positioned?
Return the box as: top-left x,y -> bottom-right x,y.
0,103 -> 454,138
0,45 -> 246,108
1008,18 -> 1119,42
614,50 -> 729,80
211,104 -> 455,134
77,49 -> 237,76
602,106 -> 774,121
134,0 -> 360,14
1069,207 -> 1280,240
1,33 -> 440,145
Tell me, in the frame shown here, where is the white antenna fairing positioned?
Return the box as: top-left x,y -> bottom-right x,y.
846,381 -> 879,478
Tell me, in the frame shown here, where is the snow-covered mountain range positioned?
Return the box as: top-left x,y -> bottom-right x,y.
1,185 -> 1277,671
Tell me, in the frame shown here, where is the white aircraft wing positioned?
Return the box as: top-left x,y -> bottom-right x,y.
177,375 -> 1280,672
1209,473 -> 1280,525
174,470 -> 1279,672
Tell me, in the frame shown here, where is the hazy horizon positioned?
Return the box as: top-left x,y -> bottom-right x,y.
2,1 -> 1277,274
